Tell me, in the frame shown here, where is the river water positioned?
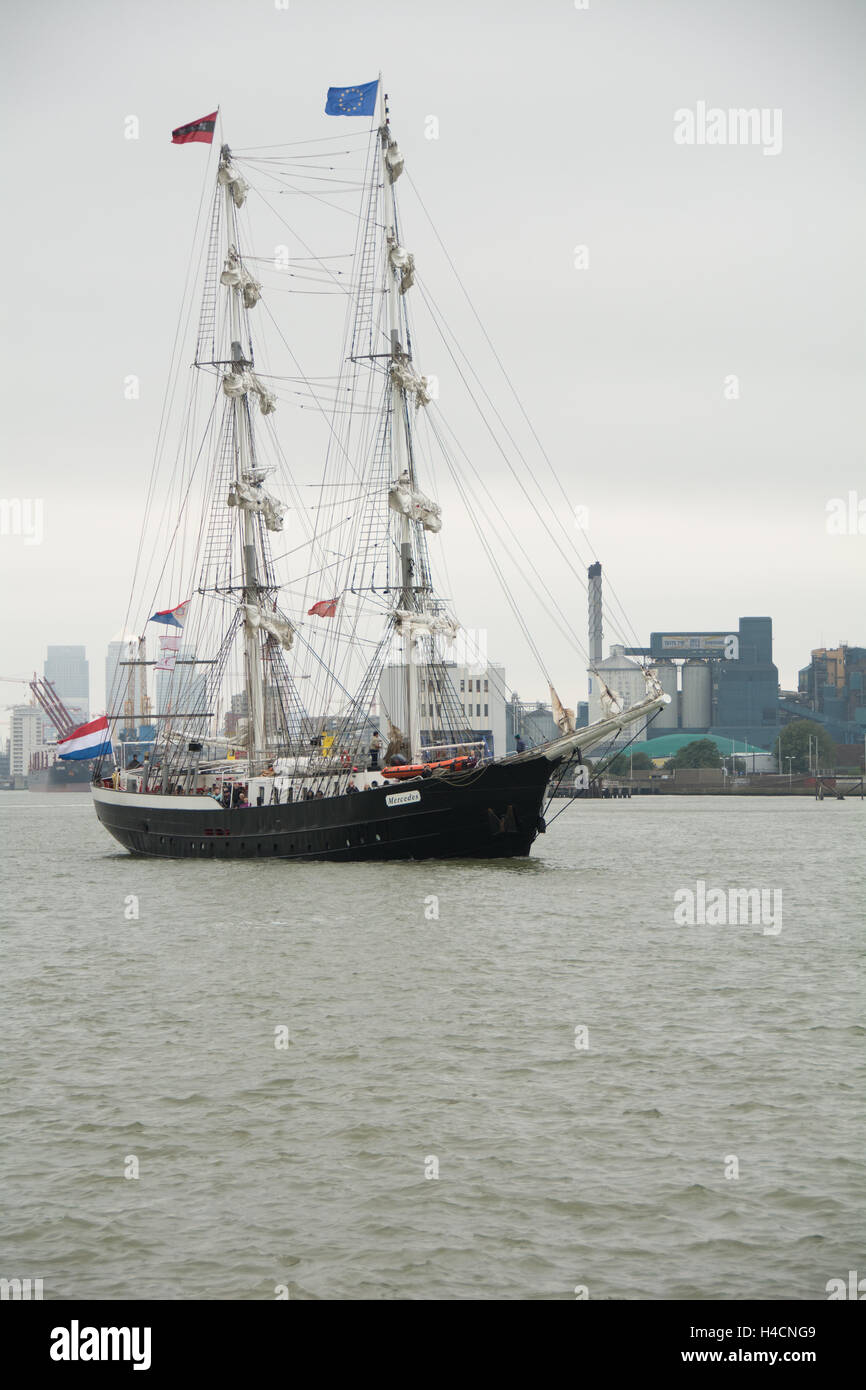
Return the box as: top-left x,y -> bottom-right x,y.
0,791 -> 862,1300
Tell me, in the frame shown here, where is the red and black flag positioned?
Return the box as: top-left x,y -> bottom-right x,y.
171,110 -> 218,146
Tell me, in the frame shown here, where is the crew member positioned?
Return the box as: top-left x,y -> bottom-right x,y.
369,731 -> 382,769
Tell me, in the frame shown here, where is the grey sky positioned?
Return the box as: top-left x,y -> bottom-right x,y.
1,0 -> 863,732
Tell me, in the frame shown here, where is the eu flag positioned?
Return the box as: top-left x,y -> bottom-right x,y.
325,80 -> 378,116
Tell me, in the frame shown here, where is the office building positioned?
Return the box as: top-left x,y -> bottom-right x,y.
43,645 -> 89,738
10,705 -> 44,776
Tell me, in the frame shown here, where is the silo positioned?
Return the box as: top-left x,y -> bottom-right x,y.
681,661 -> 711,728
652,663 -> 678,728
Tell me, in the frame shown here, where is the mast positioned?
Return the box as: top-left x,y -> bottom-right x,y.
220,143 -> 266,764
379,80 -> 419,758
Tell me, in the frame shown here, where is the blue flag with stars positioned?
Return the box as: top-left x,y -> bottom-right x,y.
325,80 -> 378,116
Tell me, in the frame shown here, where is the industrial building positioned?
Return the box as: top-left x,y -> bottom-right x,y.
795,645 -> 866,743
621,618 -> 780,749
585,564 -> 780,749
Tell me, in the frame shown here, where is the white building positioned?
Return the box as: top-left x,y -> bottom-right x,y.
10,705 -> 44,776
379,660 -> 508,757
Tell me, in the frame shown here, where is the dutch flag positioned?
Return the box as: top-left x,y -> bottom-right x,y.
57,715 -> 113,761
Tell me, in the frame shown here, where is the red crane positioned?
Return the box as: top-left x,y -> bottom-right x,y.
0,675 -> 77,738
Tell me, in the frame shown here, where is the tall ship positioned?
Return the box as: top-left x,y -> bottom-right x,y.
91,80 -> 667,859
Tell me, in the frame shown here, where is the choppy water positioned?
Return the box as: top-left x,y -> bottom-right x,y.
0,791 -> 862,1300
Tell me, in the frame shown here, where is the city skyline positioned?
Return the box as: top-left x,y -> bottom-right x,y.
1,618 -> 861,746
1,0 -> 864,740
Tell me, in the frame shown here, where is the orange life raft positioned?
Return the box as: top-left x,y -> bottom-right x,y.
381,756 -> 473,780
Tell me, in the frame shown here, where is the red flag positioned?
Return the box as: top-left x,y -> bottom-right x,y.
171,111 -> 218,145
307,599 -> 338,618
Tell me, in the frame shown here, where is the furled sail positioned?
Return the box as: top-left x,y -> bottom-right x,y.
389,470 -> 442,532
385,140 -> 404,182
592,674 -> 624,717
387,235 -> 415,293
384,720 -> 409,764
550,684 -> 576,734
217,158 -> 249,208
394,609 -> 460,641
644,668 -> 668,703
220,247 -> 261,308
391,358 -> 432,408
227,480 -> 285,532
222,369 -> 277,415
243,605 -> 294,650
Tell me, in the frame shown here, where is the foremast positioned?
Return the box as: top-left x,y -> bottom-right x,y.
219,145 -> 266,762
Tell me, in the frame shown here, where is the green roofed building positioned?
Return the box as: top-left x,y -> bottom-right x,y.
626,732 -> 771,768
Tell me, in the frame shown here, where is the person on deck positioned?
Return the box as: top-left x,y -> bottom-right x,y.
515,735 -> 526,754
346,779 -> 358,794
369,732 -> 382,769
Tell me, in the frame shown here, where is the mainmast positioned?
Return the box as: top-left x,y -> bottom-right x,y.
219,143 -> 266,763
378,82 -> 420,758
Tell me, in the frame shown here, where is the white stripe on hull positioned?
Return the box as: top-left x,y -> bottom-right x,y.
91,786 -> 223,812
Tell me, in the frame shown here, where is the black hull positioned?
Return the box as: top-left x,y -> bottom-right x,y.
93,758 -> 557,861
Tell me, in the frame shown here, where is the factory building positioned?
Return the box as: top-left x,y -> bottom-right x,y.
584,564 -> 780,750
796,645 -> 866,740
621,617 -> 780,750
